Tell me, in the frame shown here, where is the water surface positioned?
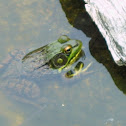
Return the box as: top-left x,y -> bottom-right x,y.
0,0 -> 126,126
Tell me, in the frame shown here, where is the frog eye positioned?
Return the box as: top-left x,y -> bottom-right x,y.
64,45 -> 72,55
58,35 -> 70,43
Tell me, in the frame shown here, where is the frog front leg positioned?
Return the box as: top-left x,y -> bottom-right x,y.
65,61 -> 84,78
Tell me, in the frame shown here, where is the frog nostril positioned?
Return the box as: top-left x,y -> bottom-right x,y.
72,43 -> 78,48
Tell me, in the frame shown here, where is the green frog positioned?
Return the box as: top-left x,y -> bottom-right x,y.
22,35 -> 85,78
0,35 -> 86,106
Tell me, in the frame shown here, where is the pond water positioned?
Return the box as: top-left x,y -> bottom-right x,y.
0,0 -> 126,126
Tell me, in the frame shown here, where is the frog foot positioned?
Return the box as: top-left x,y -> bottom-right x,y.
65,62 -> 92,78
65,61 -> 84,78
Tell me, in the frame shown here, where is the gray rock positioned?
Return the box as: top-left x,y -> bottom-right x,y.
84,0 -> 126,66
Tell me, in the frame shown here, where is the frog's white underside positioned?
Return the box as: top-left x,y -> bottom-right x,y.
84,0 -> 126,66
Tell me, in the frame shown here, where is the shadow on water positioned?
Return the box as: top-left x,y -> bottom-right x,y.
59,0 -> 126,94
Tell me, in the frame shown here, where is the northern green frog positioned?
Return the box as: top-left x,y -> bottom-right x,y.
22,35 -> 85,78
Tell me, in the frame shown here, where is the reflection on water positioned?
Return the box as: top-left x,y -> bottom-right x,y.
60,0 -> 126,94
0,0 -> 126,126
